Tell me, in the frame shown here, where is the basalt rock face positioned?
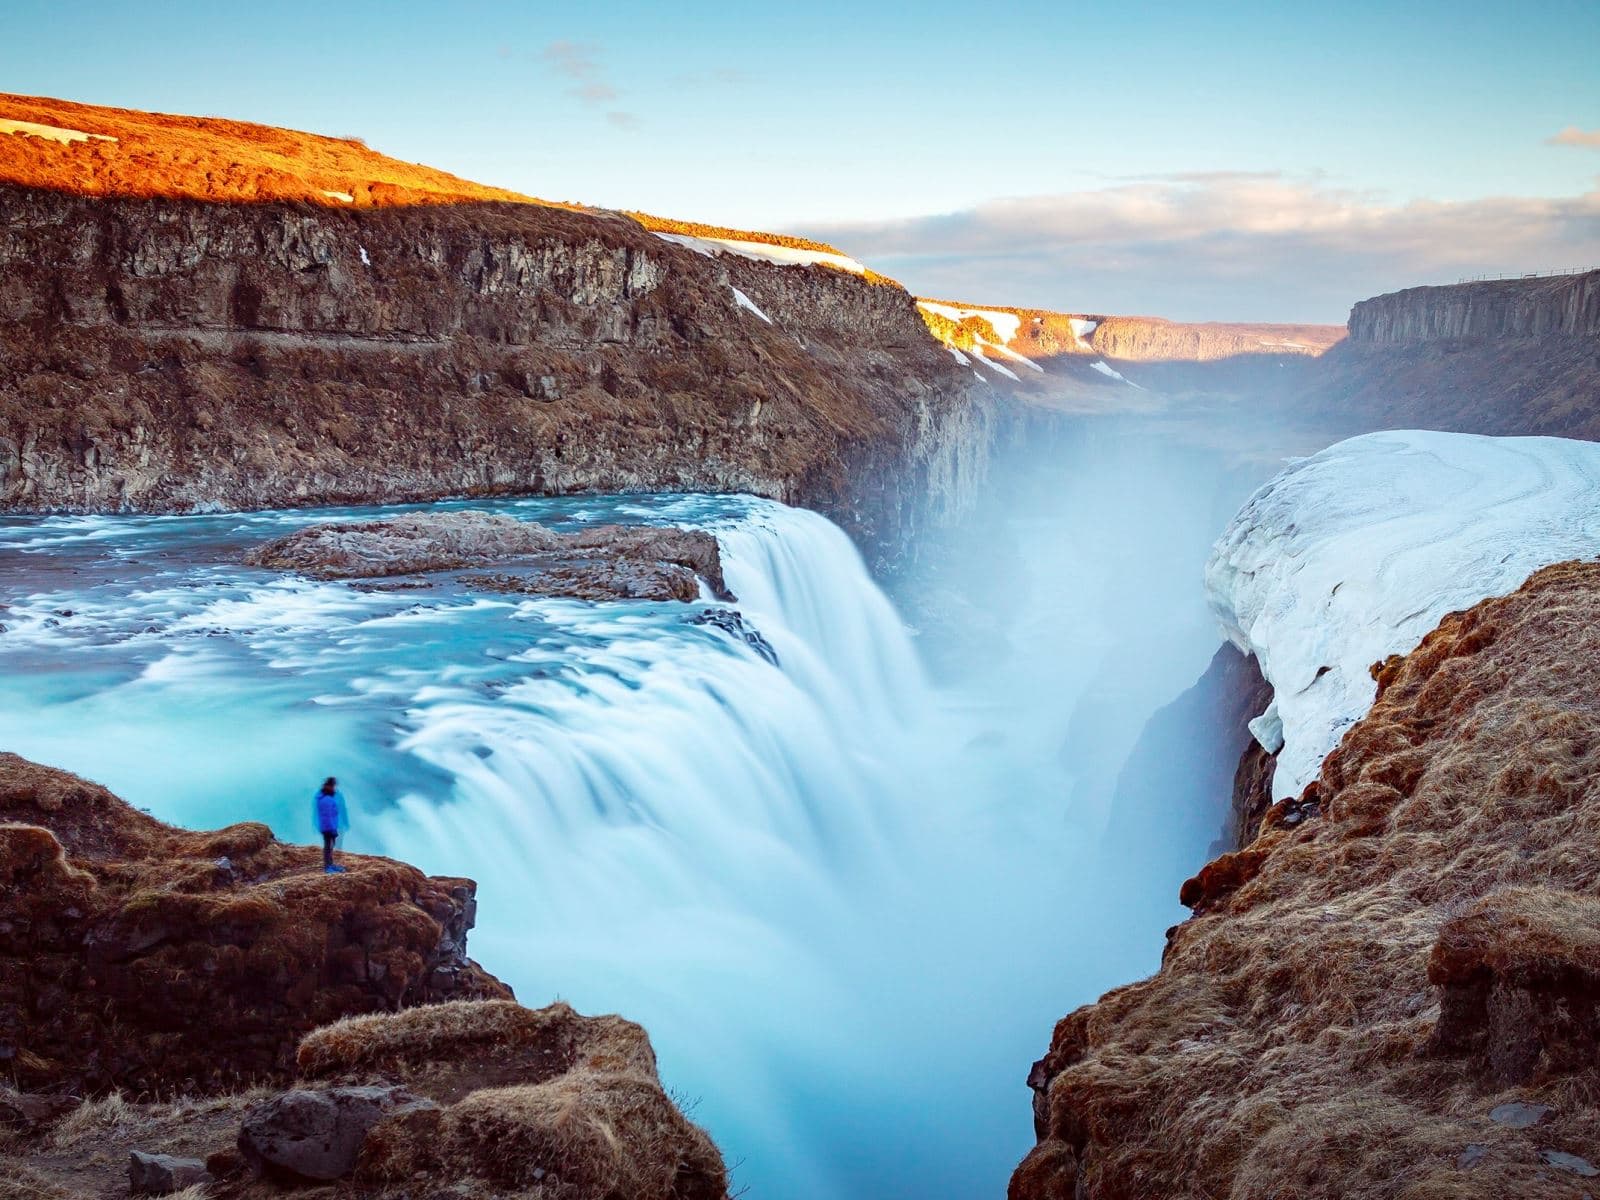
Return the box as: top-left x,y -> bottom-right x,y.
1288,272 -> 1600,442
1348,271 -> 1600,344
1015,562 -> 1600,1200
0,178 -> 987,571
0,752 -> 509,1096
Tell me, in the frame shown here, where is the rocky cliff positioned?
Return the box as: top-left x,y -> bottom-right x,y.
0,95 -> 989,573
1348,271 -> 1600,344
1015,561 -> 1600,1200
1280,271 -> 1600,442
0,752 -> 727,1199
0,752 -> 508,1097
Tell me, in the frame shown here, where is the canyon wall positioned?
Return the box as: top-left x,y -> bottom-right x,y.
1015,561 -> 1600,1200
1348,270 -> 1600,344
0,183 -> 988,571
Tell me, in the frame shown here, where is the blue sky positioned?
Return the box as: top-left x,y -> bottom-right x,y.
5,0 -> 1598,319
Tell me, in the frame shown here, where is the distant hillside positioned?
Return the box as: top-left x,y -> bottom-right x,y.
914,297 -> 1345,404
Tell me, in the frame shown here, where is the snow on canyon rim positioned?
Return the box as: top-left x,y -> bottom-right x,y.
0,438 -> 1249,1200
1207,429 -> 1600,800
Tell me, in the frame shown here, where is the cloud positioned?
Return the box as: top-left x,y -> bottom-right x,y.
539,40 -> 636,126
1547,126 -> 1600,149
796,174 -> 1600,323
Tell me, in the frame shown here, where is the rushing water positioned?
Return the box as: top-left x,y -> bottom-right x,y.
0,444 -> 1252,1199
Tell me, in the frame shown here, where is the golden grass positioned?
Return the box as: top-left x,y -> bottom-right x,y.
0,91 -> 568,210
1017,561 -> 1600,1200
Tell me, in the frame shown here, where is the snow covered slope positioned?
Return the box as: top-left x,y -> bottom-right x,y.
1206,430 -> 1600,799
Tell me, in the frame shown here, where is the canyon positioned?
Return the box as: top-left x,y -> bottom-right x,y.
5,90 -> 1600,1200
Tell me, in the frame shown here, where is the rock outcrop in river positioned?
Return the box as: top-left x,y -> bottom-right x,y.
246,511 -> 731,601
0,93 -> 989,574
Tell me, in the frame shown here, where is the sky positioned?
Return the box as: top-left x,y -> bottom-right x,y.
4,0 -> 1598,321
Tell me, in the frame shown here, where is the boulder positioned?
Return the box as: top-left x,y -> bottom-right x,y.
128,1150 -> 211,1195
0,1090 -> 76,1132
238,1085 -> 437,1182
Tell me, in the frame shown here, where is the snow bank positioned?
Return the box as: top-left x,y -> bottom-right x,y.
1068,317 -> 1097,350
321,189 -> 355,203
946,346 -> 971,366
653,232 -> 866,275
0,119 -> 117,145
1205,430 -> 1600,799
730,285 -> 772,324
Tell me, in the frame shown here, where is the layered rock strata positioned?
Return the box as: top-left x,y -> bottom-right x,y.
0,95 -> 989,573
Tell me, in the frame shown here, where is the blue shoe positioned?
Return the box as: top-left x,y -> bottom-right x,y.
325,864 -> 346,874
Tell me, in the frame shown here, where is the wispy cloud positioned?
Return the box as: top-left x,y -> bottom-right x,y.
1547,126 -> 1600,149
798,175 -> 1600,323
539,40 -> 636,127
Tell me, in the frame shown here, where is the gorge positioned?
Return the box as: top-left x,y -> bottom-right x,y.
4,90 -> 1599,1200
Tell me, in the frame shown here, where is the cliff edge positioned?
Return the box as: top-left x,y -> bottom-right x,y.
0,94 -> 989,572
1015,560 -> 1600,1200
0,752 -> 728,1199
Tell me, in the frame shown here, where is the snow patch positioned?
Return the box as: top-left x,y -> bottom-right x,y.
653,232 -> 866,275
1069,317 -> 1098,350
969,346 -> 1020,382
359,246 -> 371,267
1089,361 -> 1142,389
985,340 -> 1044,373
729,286 -> 773,324
1205,430 -> 1600,799
917,301 -> 1022,344
0,119 -> 117,145
321,190 -> 355,203
945,346 -> 971,366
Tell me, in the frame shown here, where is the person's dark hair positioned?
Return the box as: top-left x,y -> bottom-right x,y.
322,776 -> 337,793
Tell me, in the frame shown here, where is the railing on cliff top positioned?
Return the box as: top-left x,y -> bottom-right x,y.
1455,266 -> 1599,283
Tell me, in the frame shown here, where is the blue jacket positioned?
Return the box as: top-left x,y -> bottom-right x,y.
314,789 -> 348,835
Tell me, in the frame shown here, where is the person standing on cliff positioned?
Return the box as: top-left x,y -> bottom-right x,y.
314,777 -> 349,873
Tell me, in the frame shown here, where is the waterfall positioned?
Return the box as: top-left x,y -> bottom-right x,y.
0,464 -> 1244,1200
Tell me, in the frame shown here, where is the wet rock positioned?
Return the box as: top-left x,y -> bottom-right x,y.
238,1086 -> 437,1182
688,608 -> 779,665
128,1150 -> 211,1194
1488,1101 -> 1554,1129
247,512 -> 733,602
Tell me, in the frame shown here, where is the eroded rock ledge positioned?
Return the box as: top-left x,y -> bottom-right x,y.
246,511 -> 731,602
0,752 -> 729,1198
0,753 -> 508,1095
1014,562 -> 1600,1200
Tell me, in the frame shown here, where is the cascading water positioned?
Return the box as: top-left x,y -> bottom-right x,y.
0,440 -> 1255,1199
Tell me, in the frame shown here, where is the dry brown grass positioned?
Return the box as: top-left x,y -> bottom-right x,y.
0,91 -> 570,210
298,999 -> 654,1081
1016,561 -> 1600,1200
